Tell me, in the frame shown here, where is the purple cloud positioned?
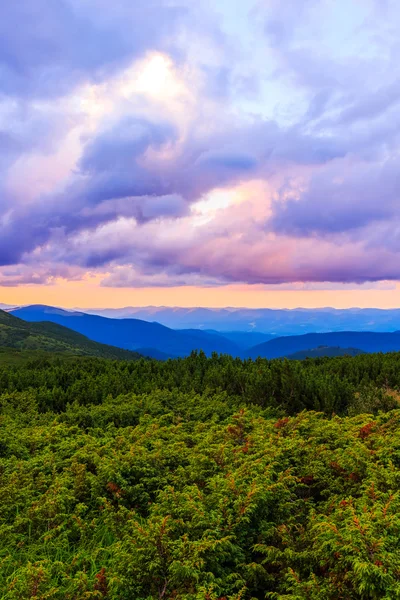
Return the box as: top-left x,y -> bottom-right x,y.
0,110 -> 358,268
1,0 -> 400,290
270,157 -> 400,236
0,0 -> 186,99
80,118 -> 179,174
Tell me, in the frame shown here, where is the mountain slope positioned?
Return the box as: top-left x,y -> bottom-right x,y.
11,305 -> 242,357
202,330 -> 275,349
247,331 -> 400,359
80,306 -> 400,334
285,346 -> 366,360
0,310 -> 141,360
136,347 -> 177,360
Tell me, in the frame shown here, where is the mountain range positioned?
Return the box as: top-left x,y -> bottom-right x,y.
10,305 -> 244,358
7,304 -> 400,360
247,331 -> 400,359
76,306 -> 400,335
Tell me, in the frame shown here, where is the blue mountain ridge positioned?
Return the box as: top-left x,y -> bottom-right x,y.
10,305 -> 242,358
78,306 -> 400,334
10,305 -> 400,360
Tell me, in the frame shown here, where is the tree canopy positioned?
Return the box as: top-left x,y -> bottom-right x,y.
1,351 -> 400,598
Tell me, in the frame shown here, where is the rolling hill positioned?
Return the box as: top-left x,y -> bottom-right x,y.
11,305 -> 400,361
246,331 -> 400,359
202,329 -> 275,348
285,346 -> 366,360
10,305 -> 242,357
80,306 -> 400,334
0,310 -> 141,360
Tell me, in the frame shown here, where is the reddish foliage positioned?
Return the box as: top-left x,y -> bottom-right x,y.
300,475 -> 314,485
228,411 -> 246,435
359,422 -> 376,439
106,482 -> 123,498
330,461 -> 345,473
339,499 -> 348,507
227,416 -> 247,446
94,567 -> 108,596
30,576 -> 41,597
241,439 -> 250,453
349,472 -> 361,482
383,494 -> 394,517
30,568 -> 45,597
274,417 -> 290,429
234,409 -> 245,418
227,424 -> 241,437
368,482 -> 377,500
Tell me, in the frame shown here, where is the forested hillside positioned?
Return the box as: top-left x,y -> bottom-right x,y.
0,310 -> 141,360
11,306 -> 242,357
12,305 -> 400,360
286,346 -> 365,360
247,331 -> 400,359
2,350 -> 400,598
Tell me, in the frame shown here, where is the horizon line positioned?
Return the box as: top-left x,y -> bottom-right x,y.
4,303 -> 400,312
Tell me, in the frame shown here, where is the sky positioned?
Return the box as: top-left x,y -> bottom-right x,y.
1,0 -> 400,309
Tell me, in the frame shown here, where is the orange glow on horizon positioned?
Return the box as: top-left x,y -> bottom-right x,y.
1,281 -> 400,310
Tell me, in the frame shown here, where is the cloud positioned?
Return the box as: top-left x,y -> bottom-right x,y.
79,117 -> 179,174
0,0 -> 186,99
101,267 -> 223,289
269,156 -> 400,236
18,185 -> 400,289
0,263 -> 83,286
195,149 -> 258,171
1,0 -> 400,291
0,108 -> 358,268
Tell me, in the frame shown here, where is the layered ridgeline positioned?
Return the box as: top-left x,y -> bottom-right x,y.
81,305 -> 400,334
2,350 -> 400,598
11,305 -> 244,358
246,331 -> 400,359
0,309 -> 140,360
10,305 -> 400,359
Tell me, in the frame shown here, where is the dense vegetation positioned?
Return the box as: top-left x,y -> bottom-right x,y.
0,310 -> 141,360
286,346 -> 365,360
2,350 -> 400,598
